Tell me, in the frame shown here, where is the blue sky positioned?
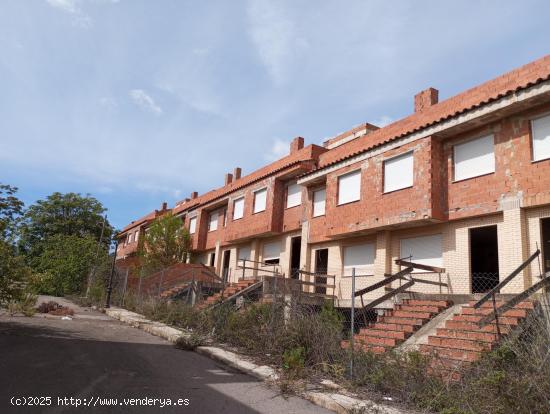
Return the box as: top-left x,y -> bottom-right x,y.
1,0 -> 549,230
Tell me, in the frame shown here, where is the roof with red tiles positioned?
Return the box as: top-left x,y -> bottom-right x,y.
119,210 -> 157,234
307,54 -> 550,174
171,143 -> 326,214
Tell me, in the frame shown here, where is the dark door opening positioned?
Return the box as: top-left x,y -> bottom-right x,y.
314,248 -> 328,294
542,218 -> 550,274
470,225 -> 499,293
222,250 -> 231,282
209,252 -> 216,267
290,237 -> 302,279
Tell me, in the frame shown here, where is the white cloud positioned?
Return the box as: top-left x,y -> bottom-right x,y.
246,0 -> 307,85
45,0 -> 92,28
46,0 -> 78,14
265,138 -> 289,161
372,115 -> 393,128
99,97 -> 117,110
129,89 -> 163,115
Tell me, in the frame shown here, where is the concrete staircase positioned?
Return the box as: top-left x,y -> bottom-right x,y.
198,279 -> 260,309
420,299 -> 537,378
159,283 -> 192,299
343,299 -> 453,354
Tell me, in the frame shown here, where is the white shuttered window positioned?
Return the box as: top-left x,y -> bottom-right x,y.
313,188 -> 326,217
532,114 -> 550,162
253,188 -> 267,213
286,183 -> 302,208
263,241 -> 281,264
337,170 -> 361,205
454,135 -> 495,181
343,243 -> 375,276
208,211 -> 218,232
384,152 -> 414,193
238,246 -> 251,261
189,217 -> 196,234
233,197 -> 244,220
400,234 -> 443,272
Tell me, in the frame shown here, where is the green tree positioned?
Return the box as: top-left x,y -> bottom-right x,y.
0,240 -> 32,305
19,192 -> 113,259
0,183 -> 24,243
138,212 -> 191,274
30,234 -> 110,296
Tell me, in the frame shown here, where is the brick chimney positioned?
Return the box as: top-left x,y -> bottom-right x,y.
191,191 -> 198,199
161,201 -> 168,210
233,167 -> 242,180
414,87 -> 439,113
224,173 -> 233,185
290,136 -> 304,154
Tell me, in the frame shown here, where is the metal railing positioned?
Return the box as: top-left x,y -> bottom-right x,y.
471,249 -> 550,336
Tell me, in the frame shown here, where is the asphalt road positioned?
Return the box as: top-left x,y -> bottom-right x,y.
0,298 -> 331,414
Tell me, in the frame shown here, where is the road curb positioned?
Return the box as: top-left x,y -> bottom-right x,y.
104,306 -> 410,414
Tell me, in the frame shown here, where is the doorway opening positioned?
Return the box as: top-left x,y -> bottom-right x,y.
314,248 -> 328,294
470,225 -> 499,293
222,250 -> 231,282
290,237 -> 302,279
542,218 -> 550,274
209,252 -> 216,267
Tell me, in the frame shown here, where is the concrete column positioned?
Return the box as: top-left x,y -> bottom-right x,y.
228,247 -> 238,283
214,241 -> 222,275
299,221 -> 311,272
500,207 -> 529,293
250,239 -> 260,278
368,230 -> 392,302
374,231 -> 392,277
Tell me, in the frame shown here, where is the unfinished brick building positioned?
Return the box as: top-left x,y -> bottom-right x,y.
116,55 -> 550,362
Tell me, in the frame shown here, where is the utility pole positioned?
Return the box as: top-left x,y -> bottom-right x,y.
85,215 -> 107,298
105,237 -> 119,309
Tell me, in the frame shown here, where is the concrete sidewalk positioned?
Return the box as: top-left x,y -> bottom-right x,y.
104,306 -> 411,414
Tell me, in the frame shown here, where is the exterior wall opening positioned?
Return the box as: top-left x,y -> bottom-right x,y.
290,236 -> 302,279
314,248 -> 328,294
542,218 -> 550,274
470,225 -> 500,293
222,250 -> 231,282
209,252 -> 216,268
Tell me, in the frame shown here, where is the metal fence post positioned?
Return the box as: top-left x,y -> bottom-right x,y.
122,268 -> 129,306
350,267 -> 356,380
158,269 -> 165,298
137,269 -> 143,306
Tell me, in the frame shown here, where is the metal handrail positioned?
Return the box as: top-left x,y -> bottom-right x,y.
473,249 -> 540,309
477,271 -> 550,327
354,267 -> 413,297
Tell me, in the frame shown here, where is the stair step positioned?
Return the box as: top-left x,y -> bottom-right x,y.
444,320 -> 512,334
396,304 -> 442,313
379,316 -> 425,326
435,328 -> 498,343
467,300 -> 534,310
404,299 -> 452,307
427,335 -> 493,352
452,314 -> 519,326
420,344 -> 481,362
355,335 -> 399,347
371,322 -> 416,333
461,306 -> 527,318
390,310 -> 433,319
342,340 -> 387,354
357,329 -> 408,340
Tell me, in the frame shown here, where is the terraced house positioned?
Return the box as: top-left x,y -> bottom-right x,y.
116,55 -> 550,365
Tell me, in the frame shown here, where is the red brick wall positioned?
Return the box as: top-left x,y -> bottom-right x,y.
444,102 -> 550,219
281,184 -> 305,233
309,137 -> 435,243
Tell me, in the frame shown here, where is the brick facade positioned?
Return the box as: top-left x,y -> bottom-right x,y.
117,55 -> 550,305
